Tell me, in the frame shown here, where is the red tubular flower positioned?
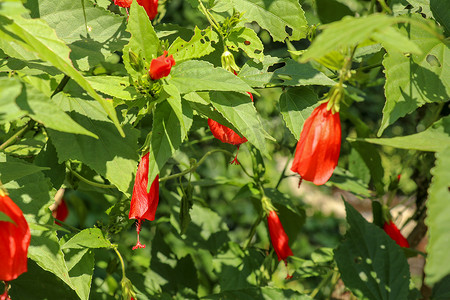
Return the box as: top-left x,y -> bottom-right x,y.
383,220 -> 410,248
129,153 -> 159,250
0,194 -> 31,282
114,0 -> 133,8
267,210 -> 293,279
137,0 -> 158,20
290,102 -> 341,185
207,92 -> 253,165
52,199 -> 69,226
149,51 -> 176,80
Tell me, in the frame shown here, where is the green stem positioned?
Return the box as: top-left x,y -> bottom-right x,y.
377,0 -> 392,14
245,210 -> 264,250
310,270 -> 334,298
197,0 -> 227,51
159,148 -> 252,183
0,120 -> 35,151
51,75 -> 70,97
66,163 -> 116,189
275,159 -> 290,189
54,219 -> 81,232
112,246 -> 127,279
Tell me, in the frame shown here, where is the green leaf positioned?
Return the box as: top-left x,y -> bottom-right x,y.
147,99 -> 189,189
328,167 -> 372,198
61,228 -> 111,249
0,153 -> 49,184
0,0 -> 28,16
425,148 -> 450,286
430,0 -> 450,35
0,211 -> 15,224
63,248 -> 95,300
360,116 -> 450,152
34,139 -> 66,189
169,60 -> 255,94
279,87 -> 319,139
9,260 -> 78,300
123,1 -> 159,80
204,286 -> 312,299
334,201 -> 410,300
16,83 -> 98,138
380,15 -> 449,135
237,55 -> 281,88
168,26 -> 219,63
0,11 -> 125,136
316,0 -> 353,24
301,14 -> 421,62
271,59 -> 336,87
1,158 -> 81,297
0,77 -> 23,122
183,92 -> 240,134
29,0 -> 128,71
48,94 -> 140,194
349,141 -> 384,195
209,91 -> 272,157
231,0 -> 308,42
225,27 -> 264,61
87,76 -> 137,100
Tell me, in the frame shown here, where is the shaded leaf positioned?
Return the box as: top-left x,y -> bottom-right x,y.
380,15 -> 449,135
335,201 -> 410,300
360,116 -> 450,152
279,86 -> 319,139
425,148 -> 450,286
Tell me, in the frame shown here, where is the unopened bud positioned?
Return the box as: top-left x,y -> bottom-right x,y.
221,51 -> 240,74
129,50 -> 143,72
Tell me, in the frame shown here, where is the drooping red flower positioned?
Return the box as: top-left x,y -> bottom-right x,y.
207,92 -> 253,165
383,220 -> 410,248
129,153 -> 159,250
52,199 -> 69,226
137,0 -> 158,20
0,194 -> 31,282
149,51 -> 175,80
290,102 -> 341,185
267,210 -> 293,279
114,0 -> 133,8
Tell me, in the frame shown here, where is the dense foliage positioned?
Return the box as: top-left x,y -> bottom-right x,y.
0,0 -> 449,299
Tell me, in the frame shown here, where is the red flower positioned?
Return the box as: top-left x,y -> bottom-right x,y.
290,102 -> 341,185
383,220 -> 410,248
0,194 -> 31,282
129,153 -> 159,250
267,211 -> 293,262
114,0 -> 133,8
207,92 -> 253,165
52,199 -> 69,226
137,0 -> 158,20
149,51 -> 175,80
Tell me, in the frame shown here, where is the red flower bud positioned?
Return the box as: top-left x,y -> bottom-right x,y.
137,0 -> 158,20
0,194 -> 31,282
52,199 -> 69,226
114,0 -> 133,8
267,211 -> 293,263
129,153 -> 159,250
290,102 -> 341,185
149,51 -> 176,80
383,220 -> 410,248
207,92 -> 253,165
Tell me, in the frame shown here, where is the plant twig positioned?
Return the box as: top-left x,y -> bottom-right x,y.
66,163 -> 116,189
0,121 -> 35,151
